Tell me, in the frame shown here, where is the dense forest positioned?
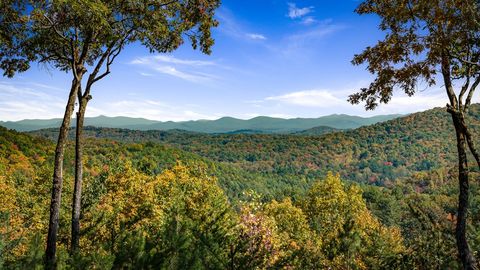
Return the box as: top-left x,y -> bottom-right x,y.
1,0 -> 480,268
33,104 -> 480,188
1,105 -> 479,268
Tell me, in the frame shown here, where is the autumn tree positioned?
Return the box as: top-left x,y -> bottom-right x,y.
81,162 -> 235,269
350,1 -> 480,268
303,173 -> 405,269
0,1 -> 220,268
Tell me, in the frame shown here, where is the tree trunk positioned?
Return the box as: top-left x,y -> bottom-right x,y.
45,78 -> 81,269
451,112 -> 476,270
70,93 -> 89,254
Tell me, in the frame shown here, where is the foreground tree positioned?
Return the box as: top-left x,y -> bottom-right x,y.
69,0 -> 219,259
0,1 -> 219,268
350,0 -> 480,268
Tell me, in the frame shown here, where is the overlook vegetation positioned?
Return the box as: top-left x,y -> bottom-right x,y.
1,0 -> 479,269
1,105 -> 479,268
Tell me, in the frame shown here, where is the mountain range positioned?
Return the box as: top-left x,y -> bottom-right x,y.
29,104 -> 480,189
0,113 -> 402,133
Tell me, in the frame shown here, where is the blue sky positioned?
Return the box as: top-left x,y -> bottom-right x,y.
1,0 -> 474,121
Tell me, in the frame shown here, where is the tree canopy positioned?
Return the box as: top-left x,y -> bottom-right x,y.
350,0 -> 480,111
0,0 -> 220,78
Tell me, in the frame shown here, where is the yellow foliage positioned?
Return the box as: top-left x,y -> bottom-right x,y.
305,172 -> 405,269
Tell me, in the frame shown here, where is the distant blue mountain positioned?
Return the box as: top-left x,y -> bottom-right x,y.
0,114 -> 402,133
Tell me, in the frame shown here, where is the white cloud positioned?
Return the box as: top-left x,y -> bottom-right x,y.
131,55 -> 216,68
87,99 -> 220,122
278,21 -> 343,57
261,86 -> 464,117
246,33 -> 267,40
216,9 -> 268,43
301,17 -> 317,25
130,55 -> 219,83
374,92 -> 447,114
266,90 -> 344,107
0,81 -> 222,122
0,82 -> 66,121
287,25 -> 338,42
139,72 -> 154,77
153,65 -> 215,82
287,3 -> 314,19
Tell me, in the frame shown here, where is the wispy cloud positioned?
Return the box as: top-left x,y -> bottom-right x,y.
216,8 -> 267,41
262,87 -> 453,116
278,20 -> 343,57
0,81 -> 66,121
266,90 -> 344,108
287,22 -> 340,42
87,99 -> 221,122
287,3 -> 324,27
246,33 -> 267,40
132,55 -> 216,67
154,65 -> 218,82
131,55 -> 219,83
139,72 -> 154,77
301,16 -> 317,25
287,3 -> 314,19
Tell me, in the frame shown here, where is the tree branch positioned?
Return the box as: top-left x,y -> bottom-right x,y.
78,31 -> 93,66
42,14 -> 69,42
85,29 -> 133,93
83,45 -> 113,97
465,127 -> 480,169
441,52 -> 459,108
454,57 -> 480,68
459,76 -> 470,107
70,38 -> 79,80
450,106 -> 480,169
465,75 -> 480,108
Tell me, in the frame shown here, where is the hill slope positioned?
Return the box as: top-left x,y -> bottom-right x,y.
30,104 -> 480,186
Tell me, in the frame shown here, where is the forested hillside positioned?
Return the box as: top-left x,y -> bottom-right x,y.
32,105 -> 480,188
3,116 -> 480,268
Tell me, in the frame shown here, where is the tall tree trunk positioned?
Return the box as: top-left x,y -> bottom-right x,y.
71,93 -> 90,254
45,78 -> 81,269
451,112 -> 476,270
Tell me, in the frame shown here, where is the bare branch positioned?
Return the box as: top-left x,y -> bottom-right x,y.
86,28 -> 134,93
459,76 -> 470,107
465,128 -> 480,169
90,49 -> 118,85
84,45 -> 113,96
465,75 -> 480,108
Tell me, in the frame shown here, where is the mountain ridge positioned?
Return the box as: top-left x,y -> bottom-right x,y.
28,104 -> 479,186
0,113 -> 402,133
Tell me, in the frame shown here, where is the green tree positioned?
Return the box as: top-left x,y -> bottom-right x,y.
81,163 -> 236,269
350,1 -> 480,268
303,173 -> 405,269
0,1 -> 220,267
263,198 -> 324,269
